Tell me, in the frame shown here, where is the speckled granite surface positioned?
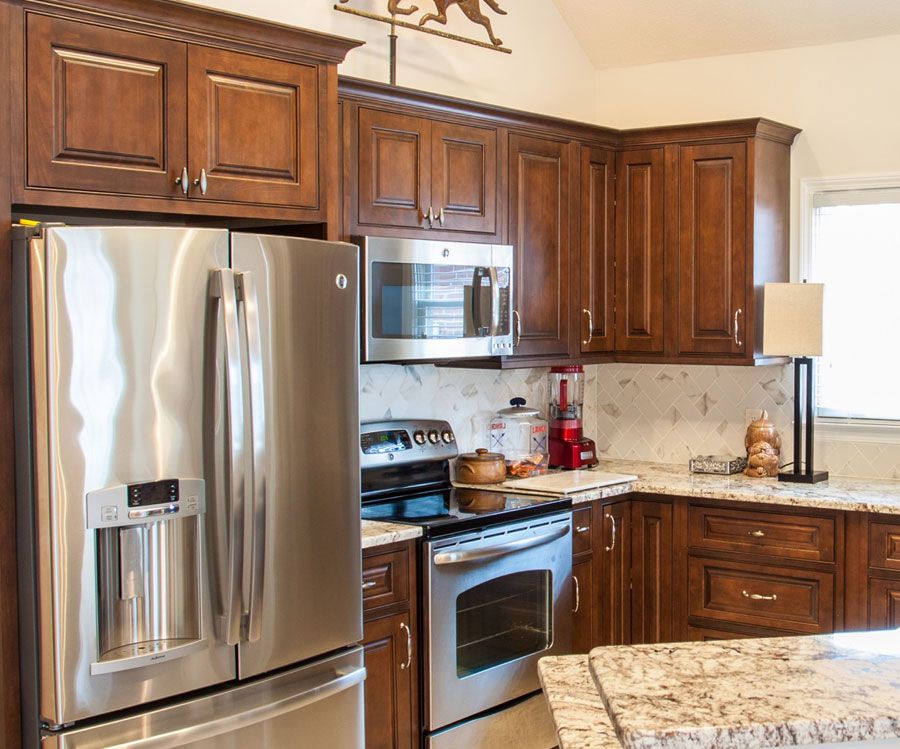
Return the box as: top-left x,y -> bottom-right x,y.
361,519 -> 422,549
589,630 -> 900,749
538,656 -> 622,749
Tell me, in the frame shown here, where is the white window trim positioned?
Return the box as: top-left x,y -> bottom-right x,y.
800,173 -> 900,444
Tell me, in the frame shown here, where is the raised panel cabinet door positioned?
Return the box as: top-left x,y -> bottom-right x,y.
597,501 -> 631,646
430,121 -> 498,235
579,145 -> 615,353
187,46 -> 319,208
614,148 -> 666,354
26,14 -> 187,197
357,108 -> 431,229
869,577 -> 900,629
677,141 -> 748,355
508,133 -> 571,357
362,612 -> 416,749
572,557 -> 595,653
630,501 -> 674,645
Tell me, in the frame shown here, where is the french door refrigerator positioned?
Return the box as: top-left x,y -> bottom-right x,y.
13,226 -> 364,748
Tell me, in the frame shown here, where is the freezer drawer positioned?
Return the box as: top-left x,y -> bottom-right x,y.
42,649 -> 366,749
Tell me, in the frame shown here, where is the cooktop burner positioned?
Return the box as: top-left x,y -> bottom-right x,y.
361,487 -> 571,538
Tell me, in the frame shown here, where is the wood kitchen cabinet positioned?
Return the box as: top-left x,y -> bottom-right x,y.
571,505 -> 595,653
362,540 -> 419,749
348,104 -> 499,238
507,133 -> 571,358
597,500 -> 632,646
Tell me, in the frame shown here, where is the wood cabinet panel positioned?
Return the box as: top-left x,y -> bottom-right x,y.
187,46 -> 319,207
631,501 -> 673,644
431,121 -> 497,235
687,625 -> 756,642
572,506 -> 593,556
689,557 -> 833,634
362,612 -> 416,749
598,501 -> 631,645
26,14 -> 187,197
362,548 -> 410,612
572,557 -> 594,654
508,133 -> 571,357
868,521 -> 900,572
689,505 -> 836,563
615,148 -> 666,354
676,141 -> 747,355
579,145 -> 615,353
869,577 -> 900,630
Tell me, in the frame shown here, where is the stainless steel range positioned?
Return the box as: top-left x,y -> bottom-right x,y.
361,419 -> 571,749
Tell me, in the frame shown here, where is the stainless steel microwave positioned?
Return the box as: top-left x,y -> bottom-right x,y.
357,236 -> 514,362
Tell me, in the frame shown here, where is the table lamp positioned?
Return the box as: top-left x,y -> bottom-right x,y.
762,282 -> 828,483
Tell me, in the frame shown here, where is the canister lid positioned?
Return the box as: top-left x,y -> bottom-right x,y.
497,397 -> 541,417
459,448 -> 505,462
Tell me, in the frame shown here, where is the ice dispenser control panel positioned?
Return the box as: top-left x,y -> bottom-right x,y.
86,479 -> 205,529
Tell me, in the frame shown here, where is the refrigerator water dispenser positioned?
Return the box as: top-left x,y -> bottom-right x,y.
86,479 -> 207,675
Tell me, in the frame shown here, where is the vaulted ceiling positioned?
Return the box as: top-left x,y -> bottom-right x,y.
552,0 -> 900,69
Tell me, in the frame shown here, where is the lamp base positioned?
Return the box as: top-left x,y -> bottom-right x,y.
777,470 -> 829,484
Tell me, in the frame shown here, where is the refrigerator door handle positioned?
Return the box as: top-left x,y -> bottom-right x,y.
236,271 -> 267,643
85,666 -> 367,749
211,269 -> 246,647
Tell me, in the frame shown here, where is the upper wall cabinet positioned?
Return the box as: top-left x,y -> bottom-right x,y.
346,104 -> 499,239
16,0 -> 361,222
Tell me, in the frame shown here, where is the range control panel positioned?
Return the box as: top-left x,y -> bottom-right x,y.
360,419 -> 458,469
86,479 -> 205,529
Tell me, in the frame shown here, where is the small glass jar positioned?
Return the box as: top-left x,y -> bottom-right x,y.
488,397 -> 549,478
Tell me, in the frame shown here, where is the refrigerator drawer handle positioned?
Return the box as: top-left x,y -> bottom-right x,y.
94,666 -> 368,749
433,524 -> 570,565
236,271 -> 267,643
210,269 -> 246,647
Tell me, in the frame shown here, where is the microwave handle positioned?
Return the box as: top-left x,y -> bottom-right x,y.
487,266 -> 502,336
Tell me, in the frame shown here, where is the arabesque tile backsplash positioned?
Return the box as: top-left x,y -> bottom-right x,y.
360,363 -> 900,480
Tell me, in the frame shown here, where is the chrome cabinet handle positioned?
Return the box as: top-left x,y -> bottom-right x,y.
362,580 -> 377,590
572,575 -> 580,613
425,206 -> 435,227
604,512 -> 617,552
194,168 -> 208,195
399,622 -> 412,670
582,308 -> 593,346
512,309 -> 521,347
734,308 -> 743,347
175,166 -> 190,195
236,272 -> 267,643
749,530 -> 765,538
437,207 -> 445,226
576,525 -> 590,534
742,590 -> 777,601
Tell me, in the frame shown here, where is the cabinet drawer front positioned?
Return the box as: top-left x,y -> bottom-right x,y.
687,625 -> 756,642
868,577 -> 900,629
689,558 -> 833,634
572,506 -> 593,556
689,505 -> 835,562
362,548 -> 410,611
869,522 -> 900,571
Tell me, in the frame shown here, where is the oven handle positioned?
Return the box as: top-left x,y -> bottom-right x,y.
432,524 -> 570,565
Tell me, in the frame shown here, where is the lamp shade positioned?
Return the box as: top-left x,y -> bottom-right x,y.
762,282 -> 824,357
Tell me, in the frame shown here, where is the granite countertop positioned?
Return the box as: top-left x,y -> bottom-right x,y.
587,629 -> 900,749
361,519 -> 422,549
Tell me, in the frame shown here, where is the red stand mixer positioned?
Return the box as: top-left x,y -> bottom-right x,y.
548,365 -> 598,469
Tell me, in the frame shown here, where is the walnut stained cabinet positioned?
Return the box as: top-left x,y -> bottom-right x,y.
352,107 -> 499,237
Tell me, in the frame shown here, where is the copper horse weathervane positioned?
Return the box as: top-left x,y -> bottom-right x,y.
335,0 -> 511,85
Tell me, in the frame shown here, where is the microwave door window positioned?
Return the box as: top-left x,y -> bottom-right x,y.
372,262 -> 484,340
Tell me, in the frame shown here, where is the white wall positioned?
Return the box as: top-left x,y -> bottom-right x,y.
186,0 -> 597,121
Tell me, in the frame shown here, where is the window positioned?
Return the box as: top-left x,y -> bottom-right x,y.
803,176 -> 900,426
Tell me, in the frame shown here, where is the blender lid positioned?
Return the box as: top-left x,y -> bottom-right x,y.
498,397 -> 541,417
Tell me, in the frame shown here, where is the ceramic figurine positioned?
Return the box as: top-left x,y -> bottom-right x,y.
744,411 -> 782,478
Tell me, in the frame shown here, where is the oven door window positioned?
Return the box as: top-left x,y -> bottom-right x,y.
371,261 -> 508,340
456,570 -> 551,678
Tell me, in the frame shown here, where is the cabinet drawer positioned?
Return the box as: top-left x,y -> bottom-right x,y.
687,625 -> 756,642
572,506 -> 593,556
362,548 -> 410,611
868,521 -> 900,572
689,505 -> 835,562
689,557 -> 833,634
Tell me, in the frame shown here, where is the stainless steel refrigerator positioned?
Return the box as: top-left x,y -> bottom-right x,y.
13,226 -> 364,748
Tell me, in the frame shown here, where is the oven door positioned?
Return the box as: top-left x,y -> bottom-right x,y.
359,236 -> 513,362
424,512 -> 572,731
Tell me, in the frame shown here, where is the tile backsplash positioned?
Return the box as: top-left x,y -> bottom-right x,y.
360,362 -> 900,480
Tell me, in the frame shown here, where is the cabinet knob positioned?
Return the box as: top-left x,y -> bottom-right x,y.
193,168 -> 208,196
175,166 -> 190,195
749,529 -> 765,538
361,580 -> 377,590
